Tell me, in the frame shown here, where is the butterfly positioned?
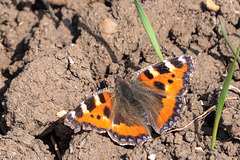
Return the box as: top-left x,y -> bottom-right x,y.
64,55 -> 196,146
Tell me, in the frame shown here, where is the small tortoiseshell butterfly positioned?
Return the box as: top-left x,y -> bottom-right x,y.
64,55 -> 196,146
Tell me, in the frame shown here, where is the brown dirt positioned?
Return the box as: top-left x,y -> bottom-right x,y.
1,0 -> 240,159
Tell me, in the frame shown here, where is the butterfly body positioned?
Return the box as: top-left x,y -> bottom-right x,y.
64,55 -> 196,146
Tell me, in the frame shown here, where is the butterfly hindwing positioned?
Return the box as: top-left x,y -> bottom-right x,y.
108,94 -> 152,146
143,94 -> 186,134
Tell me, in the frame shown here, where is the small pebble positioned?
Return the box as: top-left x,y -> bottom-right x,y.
148,154 -> 156,160
99,18 -> 118,35
56,110 -> 67,118
206,0 -> 220,12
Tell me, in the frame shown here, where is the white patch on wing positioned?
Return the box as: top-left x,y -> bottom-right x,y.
164,61 -> 176,72
94,94 -> 101,106
165,84 -> 170,92
102,116 -> 108,121
69,111 -> 76,118
81,101 -> 89,113
178,55 -> 186,63
149,66 -> 159,77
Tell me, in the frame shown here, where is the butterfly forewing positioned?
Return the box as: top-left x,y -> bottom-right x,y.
137,55 -> 196,96
64,91 -> 114,133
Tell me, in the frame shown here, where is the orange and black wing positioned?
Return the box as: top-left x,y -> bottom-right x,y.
134,55 -> 196,133
107,100 -> 152,146
137,55 -> 196,96
64,89 -> 152,146
64,91 -> 114,134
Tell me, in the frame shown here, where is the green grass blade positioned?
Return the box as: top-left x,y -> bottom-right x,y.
134,0 -> 164,61
211,16 -> 240,149
218,16 -> 240,63
211,43 -> 240,149
41,0 -> 55,18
